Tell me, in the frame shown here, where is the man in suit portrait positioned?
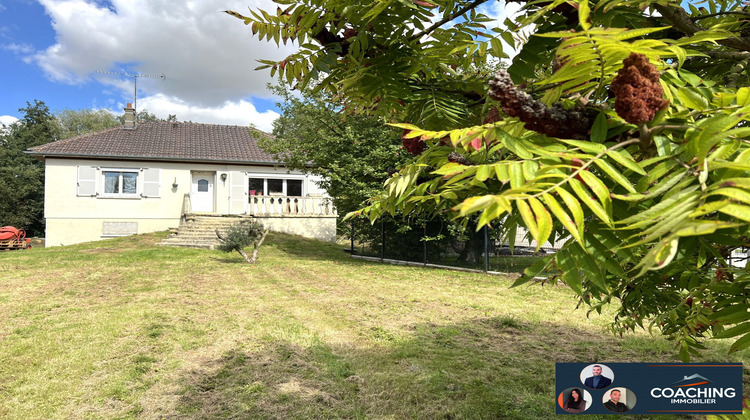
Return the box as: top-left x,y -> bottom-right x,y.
584,365 -> 612,389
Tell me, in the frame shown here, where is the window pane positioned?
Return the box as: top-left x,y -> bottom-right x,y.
248,178 -> 264,195
287,180 -> 302,196
104,172 -> 119,194
268,179 -> 283,195
197,179 -> 209,192
122,172 -> 137,194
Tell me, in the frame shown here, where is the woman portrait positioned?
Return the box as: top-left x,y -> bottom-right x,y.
563,388 -> 587,413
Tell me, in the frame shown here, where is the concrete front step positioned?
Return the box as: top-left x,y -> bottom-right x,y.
160,215 -> 254,249
158,242 -> 216,250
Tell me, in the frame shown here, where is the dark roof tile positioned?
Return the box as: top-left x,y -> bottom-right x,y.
28,121 -> 278,163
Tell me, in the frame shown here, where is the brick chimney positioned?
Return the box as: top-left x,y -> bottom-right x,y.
123,103 -> 135,129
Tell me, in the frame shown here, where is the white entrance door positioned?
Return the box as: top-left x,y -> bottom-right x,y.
191,173 -> 214,212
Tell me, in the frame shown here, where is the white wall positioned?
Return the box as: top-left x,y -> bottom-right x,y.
44,157 -> 332,246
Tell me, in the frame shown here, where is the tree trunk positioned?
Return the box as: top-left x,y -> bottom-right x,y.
249,230 -> 269,263
236,229 -> 268,264
236,249 -> 253,263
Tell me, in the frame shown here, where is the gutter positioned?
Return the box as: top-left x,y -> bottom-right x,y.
24,151 -> 317,168
23,150 -> 285,166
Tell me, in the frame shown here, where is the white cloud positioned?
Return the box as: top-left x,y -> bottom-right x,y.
0,115 -> 19,129
1,42 -> 34,54
33,0 -> 295,110
135,93 -> 279,132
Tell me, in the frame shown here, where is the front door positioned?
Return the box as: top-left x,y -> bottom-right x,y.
191,172 -> 214,212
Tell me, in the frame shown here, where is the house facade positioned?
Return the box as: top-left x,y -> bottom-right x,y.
28,106 -> 336,247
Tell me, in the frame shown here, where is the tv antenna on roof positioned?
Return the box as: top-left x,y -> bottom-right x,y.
96,71 -> 166,118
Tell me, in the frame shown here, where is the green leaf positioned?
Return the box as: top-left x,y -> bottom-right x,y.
494,163 -> 510,181
559,139 -> 606,154
710,304 -> 750,323
516,199 -> 538,241
594,159 -> 637,193
606,149 -> 646,175
556,187 -> 584,238
512,256 -> 551,287
714,322 -> 750,339
634,236 -> 679,277
578,171 -> 613,215
497,129 -> 534,159
737,87 -> 750,107
529,197 -> 553,250
675,221 -> 739,236
706,188 -> 750,206
509,162 -> 524,189
432,162 -> 470,176
718,204 -> 750,223
457,195 -> 495,217
543,193 -> 583,245
590,111 -> 607,143
613,170 -> 688,201
556,251 -> 583,294
729,333 -> 750,354
475,164 -> 493,182
578,0 -> 591,30
569,178 -> 612,226
678,88 -> 709,110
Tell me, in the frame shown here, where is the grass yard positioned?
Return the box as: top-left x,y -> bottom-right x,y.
0,232 -> 748,419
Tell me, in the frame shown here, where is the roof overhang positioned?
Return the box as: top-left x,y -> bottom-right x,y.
24,150 -> 284,166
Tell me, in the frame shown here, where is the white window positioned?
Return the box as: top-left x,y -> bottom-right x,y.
247,176 -> 305,197
77,166 -> 161,198
103,170 -> 139,197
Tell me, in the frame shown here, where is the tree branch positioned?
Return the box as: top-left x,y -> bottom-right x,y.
702,50 -> 750,60
692,10 -> 750,21
652,4 -> 750,52
409,0 -> 489,42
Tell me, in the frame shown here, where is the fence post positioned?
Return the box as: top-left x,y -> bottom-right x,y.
350,222 -> 355,253
484,225 -> 490,273
423,224 -> 427,266
381,220 -> 385,261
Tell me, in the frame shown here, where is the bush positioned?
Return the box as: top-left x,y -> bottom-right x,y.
216,220 -> 268,263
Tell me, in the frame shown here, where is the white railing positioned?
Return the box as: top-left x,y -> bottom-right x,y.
181,193 -> 191,221
247,195 -> 335,216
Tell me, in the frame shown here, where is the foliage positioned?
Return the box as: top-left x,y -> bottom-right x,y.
0,100 -> 60,235
55,108 -> 121,139
216,220 -> 269,263
261,85 -> 409,217
230,0 -> 750,359
117,108 -> 170,123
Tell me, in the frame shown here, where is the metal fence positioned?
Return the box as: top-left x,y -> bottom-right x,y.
346,218 -> 565,274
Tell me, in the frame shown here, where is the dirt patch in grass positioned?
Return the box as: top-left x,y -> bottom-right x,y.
173,316 -> 698,420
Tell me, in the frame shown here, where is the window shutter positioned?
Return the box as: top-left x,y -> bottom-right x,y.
142,168 -> 161,197
77,166 -> 97,196
229,172 -> 247,214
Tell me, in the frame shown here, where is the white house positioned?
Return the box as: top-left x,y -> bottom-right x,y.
27,105 -> 336,247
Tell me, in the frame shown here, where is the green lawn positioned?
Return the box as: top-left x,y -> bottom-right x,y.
0,232 -> 747,419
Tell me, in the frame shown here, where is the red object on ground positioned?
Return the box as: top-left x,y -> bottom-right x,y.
0,226 -> 20,241
0,226 -> 29,250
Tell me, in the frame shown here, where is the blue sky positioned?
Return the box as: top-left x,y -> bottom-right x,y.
0,0 -> 292,131
1,1 -> 517,131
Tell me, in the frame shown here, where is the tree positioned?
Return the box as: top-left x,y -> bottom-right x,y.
55,108 -> 121,139
260,85 -> 409,217
229,1 -> 750,359
216,220 -> 269,263
0,100 -> 59,236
